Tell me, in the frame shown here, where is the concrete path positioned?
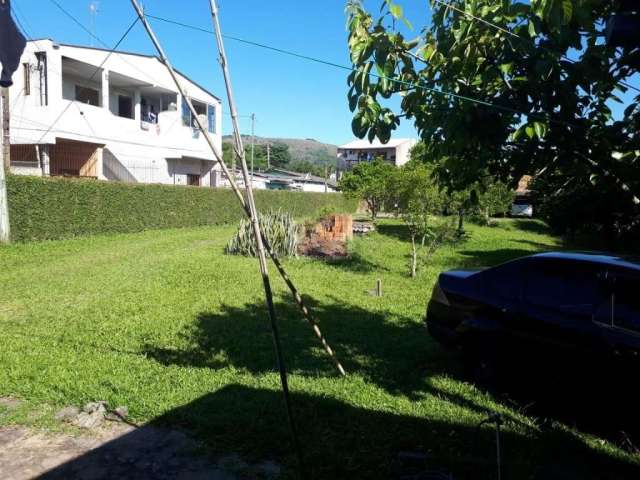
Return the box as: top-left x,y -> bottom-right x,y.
0,424 -> 280,480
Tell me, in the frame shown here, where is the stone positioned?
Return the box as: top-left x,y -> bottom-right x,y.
105,406 -> 129,422
74,403 -> 107,430
82,401 -> 108,414
55,406 -> 81,423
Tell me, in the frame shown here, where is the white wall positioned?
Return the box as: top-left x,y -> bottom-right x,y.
8,40 -> 223,186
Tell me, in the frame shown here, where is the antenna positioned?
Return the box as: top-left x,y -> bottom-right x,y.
89,1 -> 100,46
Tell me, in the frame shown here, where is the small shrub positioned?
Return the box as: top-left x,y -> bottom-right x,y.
226,210 -> 299,258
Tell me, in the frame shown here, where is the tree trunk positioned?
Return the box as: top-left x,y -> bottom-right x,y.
457,209 -> 465,236
410,233 -> 417,278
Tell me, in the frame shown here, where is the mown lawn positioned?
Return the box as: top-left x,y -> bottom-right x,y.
0,218 -> 638,479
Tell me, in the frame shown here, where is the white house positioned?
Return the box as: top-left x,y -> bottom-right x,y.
337,138 -> 417,170
7,39 -> 222,186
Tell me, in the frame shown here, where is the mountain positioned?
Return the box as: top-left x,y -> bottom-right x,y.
222,135 -> 337,165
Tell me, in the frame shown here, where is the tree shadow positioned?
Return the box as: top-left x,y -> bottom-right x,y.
319,251 -> 391,274
376,222 -> 411,241
143,297 -> 441,399
38,385 -> 640,480
509,219 -> 551,235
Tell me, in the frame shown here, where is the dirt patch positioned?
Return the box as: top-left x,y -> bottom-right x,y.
0,424 -> 280,480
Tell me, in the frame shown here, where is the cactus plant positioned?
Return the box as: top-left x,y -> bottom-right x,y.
226,210 -> 299,258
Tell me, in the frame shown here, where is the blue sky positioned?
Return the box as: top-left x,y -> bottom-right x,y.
12,0 -> 427,145
11,1 -> 637,145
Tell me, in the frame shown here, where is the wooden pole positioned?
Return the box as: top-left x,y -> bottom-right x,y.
0,88 -> 10,244
127,0 -> 346,379
1,88 -> 10,169
207,0 -> 302,469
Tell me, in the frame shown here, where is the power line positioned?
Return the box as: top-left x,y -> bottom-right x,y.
431,0 -> 640,95
144,12 -> 576,128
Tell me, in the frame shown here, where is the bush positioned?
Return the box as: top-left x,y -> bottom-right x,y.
226,210 -> 298,258
6,175 -> 358,242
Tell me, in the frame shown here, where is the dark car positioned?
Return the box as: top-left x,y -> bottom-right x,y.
426,252 -> 640,381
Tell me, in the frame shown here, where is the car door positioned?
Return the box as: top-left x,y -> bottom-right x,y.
595,271 -> 640,360
518,259 -> 605,355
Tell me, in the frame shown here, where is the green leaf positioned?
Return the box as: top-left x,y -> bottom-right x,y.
525,124 -> 535,139
561,0 -> 573,24
499,62 -> 514,75
533,121 -> 547,139
389,2 -> 403,19
528,20 -> 537,38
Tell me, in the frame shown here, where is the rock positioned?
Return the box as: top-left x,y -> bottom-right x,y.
75,402 -> 107,429
55,406 -> 80,423
105,406 -> 129,422
83,401 -> 108,414
74,411 -> 104,430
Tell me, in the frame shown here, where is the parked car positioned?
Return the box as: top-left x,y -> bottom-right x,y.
426,252 -> 640,381
511,194 -> 533,217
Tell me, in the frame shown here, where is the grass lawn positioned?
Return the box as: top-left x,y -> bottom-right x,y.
0,218 -> 638,479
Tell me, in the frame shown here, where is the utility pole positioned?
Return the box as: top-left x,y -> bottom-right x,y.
324,158 -> 328,193
266,142 -> 270,170
250,113 -> 255,181
0,87 -> 10,243
1,88 -> 9,169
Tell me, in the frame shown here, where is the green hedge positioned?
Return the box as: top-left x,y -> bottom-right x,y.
6,175 -> 357,242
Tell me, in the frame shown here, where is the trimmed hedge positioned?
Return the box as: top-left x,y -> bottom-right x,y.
6,175 -> 357,242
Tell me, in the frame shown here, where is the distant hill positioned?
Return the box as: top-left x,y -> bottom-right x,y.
222,135 -> 337,165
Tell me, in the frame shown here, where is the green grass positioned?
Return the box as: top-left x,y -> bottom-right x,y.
0,218 -> 638,479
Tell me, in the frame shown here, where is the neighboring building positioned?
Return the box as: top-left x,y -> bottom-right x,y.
8,39 -> 222,186
337,138 -> 418,170
512,175 -> 534,217
212,168 -> 337,193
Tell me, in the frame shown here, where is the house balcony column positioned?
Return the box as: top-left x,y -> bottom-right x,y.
134,89 -> 141,121
39,144 -> 50,176
101,69 -> 109,110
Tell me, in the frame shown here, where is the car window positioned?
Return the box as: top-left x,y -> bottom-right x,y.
524,260 -> 601,315
613,276 -> 640,332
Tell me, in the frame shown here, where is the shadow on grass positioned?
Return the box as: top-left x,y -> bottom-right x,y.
376,222 -> 411,241
143,298 -> 439,399
321,251 -> 391,274
510,219 -> 551,235
39,384 -> 640,480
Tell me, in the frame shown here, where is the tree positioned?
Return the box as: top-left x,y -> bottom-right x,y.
338,158 -> 396,219
395,163 -> 444,277
479,179 -> 514,222
346,0 -> 640,244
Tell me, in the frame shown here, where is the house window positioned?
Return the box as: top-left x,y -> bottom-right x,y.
187,174 -> 200,186
182,97 -> 191,127
75,85 -> 100,106
23,63 -> 31,95
118,95 -> 133,119
207,104 -> 216,134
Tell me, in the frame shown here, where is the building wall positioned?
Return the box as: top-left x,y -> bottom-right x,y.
8,40 -> 223,186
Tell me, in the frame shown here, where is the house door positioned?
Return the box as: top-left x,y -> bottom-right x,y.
187,174 -> 200,186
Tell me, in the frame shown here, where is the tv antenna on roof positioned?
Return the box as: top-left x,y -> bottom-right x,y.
89,1 -> 100,46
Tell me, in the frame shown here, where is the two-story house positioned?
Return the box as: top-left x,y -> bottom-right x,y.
337,138 -> 417,170
8,39 -> 222,186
